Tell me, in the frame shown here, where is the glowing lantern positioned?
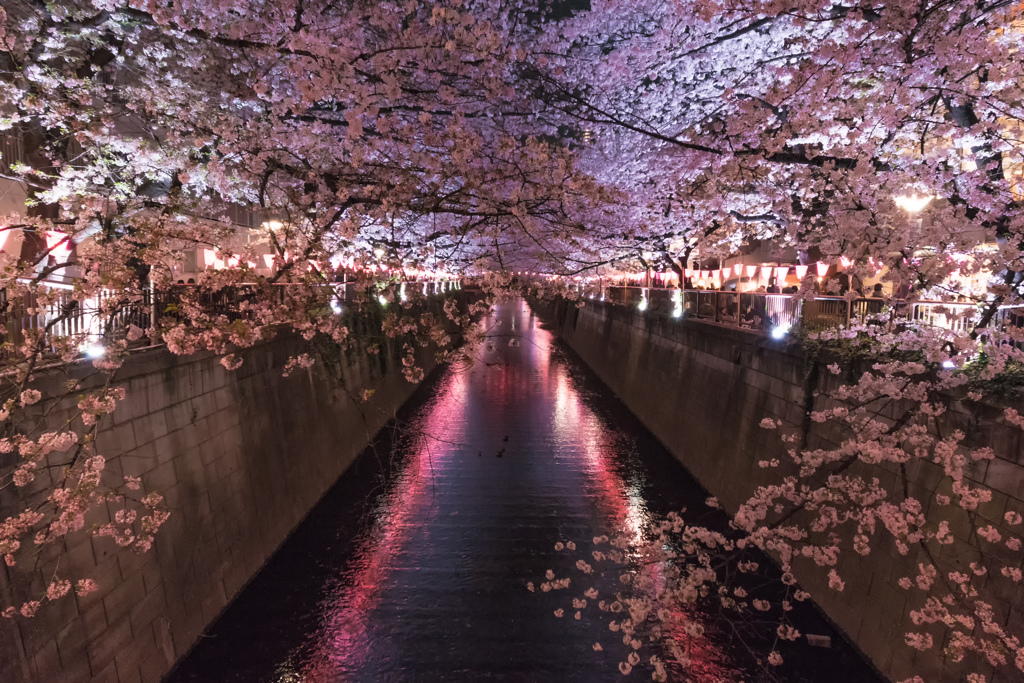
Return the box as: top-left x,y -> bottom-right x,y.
684,268 -> 692,278
840,256 -> 852,268
816,262 -> 829,277
760,266 -> 773,279
745,265 -> 757,278
895,195 -> 933,214
262,254 -> 275,269
46,231 -> 73,261
776,266 -> 789,280
721,265 -> 732,279
795,265 -> 809,279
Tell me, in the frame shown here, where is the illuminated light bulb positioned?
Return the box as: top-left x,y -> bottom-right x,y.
895,195 -> 933,214
771,324 -> 790,340
83,344 -> 105,358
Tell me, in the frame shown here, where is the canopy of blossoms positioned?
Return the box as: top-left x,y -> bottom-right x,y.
3,0 -> 1024,681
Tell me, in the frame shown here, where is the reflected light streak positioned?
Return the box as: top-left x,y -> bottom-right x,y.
537,311 -> 734,680
296,368 -> 469,681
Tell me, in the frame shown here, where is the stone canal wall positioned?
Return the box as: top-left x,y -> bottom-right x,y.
542,298 -> 1024,683
0,331 -> 436,683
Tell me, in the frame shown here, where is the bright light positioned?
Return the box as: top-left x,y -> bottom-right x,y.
770,325 -> 790,340
942,360 -> 956,369
638,288 -> 649,311
373,247 -> 385,258
330,300 -> 342,314
262,220 -> 284,231
83,344 -> 105,358
895,195 -> 934,214
378,294 -> 388,306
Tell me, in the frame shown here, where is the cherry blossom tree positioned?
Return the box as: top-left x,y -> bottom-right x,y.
0,0 -> 605,619
4,0 -> 1024,681
530,2 -> 1024,681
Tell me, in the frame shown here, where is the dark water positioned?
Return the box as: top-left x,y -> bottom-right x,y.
168,300 -> 881,682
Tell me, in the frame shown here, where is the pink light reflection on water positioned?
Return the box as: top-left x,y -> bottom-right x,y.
294,300 -> 734,682
296,363 -> 470,681
538,308 -> 739,682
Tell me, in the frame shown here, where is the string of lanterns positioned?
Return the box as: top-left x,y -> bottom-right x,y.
609,260 -> 855,288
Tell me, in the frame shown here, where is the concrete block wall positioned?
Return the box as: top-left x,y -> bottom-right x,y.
0,333 -> 434,683
543,298 -> 1024,683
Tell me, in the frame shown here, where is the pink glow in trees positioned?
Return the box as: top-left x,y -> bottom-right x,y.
4,0 -> 1024,681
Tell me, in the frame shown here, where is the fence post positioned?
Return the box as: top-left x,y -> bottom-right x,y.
149,286 -> 160,342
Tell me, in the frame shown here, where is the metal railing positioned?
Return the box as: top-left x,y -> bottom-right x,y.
0,132 -> 25,174
1,279 -> 461,359
590,286 -> 1024,338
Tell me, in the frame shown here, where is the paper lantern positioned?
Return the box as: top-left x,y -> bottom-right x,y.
262,254 -> 275,269
761,266 -> 774,279
816,262 -> 829,277
46,231 -> 73,261
684,268 -> 692,278
840,256 -> 852,267
721,265 -> 732,279
776,266 -> 789,280
0,228 -> 13,253
745,265 -> 757,278
716,269 -> 724,281
795,265 -> 809,279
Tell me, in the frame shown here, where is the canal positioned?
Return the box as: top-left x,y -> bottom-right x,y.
168,300 -> 880,682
